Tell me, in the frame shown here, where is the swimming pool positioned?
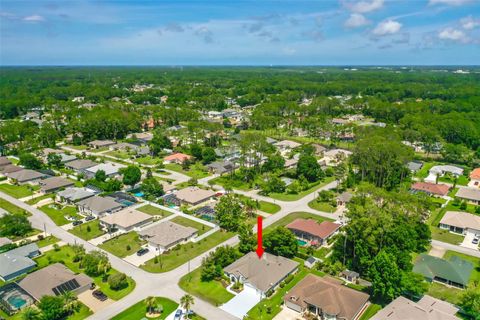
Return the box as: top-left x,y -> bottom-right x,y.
7,295 -> 27,309
297,239 -> 307,246
134,192 -> 144,197
0,284 -> 34,314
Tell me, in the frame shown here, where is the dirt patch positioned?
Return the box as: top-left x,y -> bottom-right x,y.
428,245 -> 446,258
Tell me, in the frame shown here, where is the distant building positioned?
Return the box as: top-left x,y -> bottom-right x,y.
77,195 -> 124,217
139,221 -> 197,253
175,187 -> 216,206
39,176 -> 75,193
5,169 -> 49,185
84,162 -> 124,179
56,187 -> 96,204
286,219 -> 341,246
456,187 -> 480,205
87,140 -> 116,149
99,207 -> 153,232
411,182 -> 450,197
469,168 -> 480,188
0,244 -> 40,281
439,211 -> 480,236
163,153 -> 193,164
407,161 -> 423,172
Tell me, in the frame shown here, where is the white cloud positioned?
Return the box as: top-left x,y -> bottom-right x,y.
346,0 -> 384,13
460,16 -> 480,30
22,15 -> 45,22
344,13 -> 370,28
438,27 -> 470,43
429,0 -> 473,5
372,20 -> 402,36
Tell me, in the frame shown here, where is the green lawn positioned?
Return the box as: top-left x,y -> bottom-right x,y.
105,150 -> 131,159
0,183 -> 38,198
36,235 -> 59,248
269,176 -> 336,201
135,156 -> 163,166
415,162 -> 438,179
110,297 -> 178,320
427,282 -> 462,305
439,175 -> 469,186
430,227 -> 464,245
99,232 -> 146,258
35,245 -> 135,300
443,251 -> 480,283
137,204 -> 173,217
39,204 -> 80,225
170,216 -> 212,236
265,211 -> 334,233
359,304 -> 382,320
308,199 -> 336,213
446,201 -> 479,215
69,220 -> 105,240
4,302 -> 92,320
142,231 -> 235,273
179,267 -> 234,306
209,175 -> 254,191
65,144 -> 88,150
25,193 -> 54,205
258,200 -> 281,214
0,198 -> 26,215
165,163 -> 210,179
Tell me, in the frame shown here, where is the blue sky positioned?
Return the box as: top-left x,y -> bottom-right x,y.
1,0 -> 479,65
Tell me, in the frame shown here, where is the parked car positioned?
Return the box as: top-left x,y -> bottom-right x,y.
72,220 -> 83,226
137,248 -> 149,256
472,238 -> 479,245
85,215 -> 95,221
92,290 -> 108,301
174,309 -> 183,320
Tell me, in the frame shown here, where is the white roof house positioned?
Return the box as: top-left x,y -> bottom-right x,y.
429,165 -> 464,177
99,208 -> 153,232
440,211 -> 480,235
85,162 -> 125,178
139,221 -> 197,253
274,140 -> 302,150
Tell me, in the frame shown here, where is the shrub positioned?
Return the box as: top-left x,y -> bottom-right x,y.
108,273 -> 128,290
284,274 -> 294,284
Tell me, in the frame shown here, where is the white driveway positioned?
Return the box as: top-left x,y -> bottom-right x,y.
124,248 -> 157,266
220,285 -> 262,319
461,232 -> 479,250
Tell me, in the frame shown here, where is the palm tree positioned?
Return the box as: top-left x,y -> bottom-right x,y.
62,291 -> 78,313
145,296 -> 157,314
97,261 -> 111,281
180,294 -> 195,318
22,307 -> 41,320
244,198 -> 259,218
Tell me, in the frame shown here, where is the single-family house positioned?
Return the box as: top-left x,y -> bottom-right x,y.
469,168 -> 480,188
0,164 -> 22,175
312,144 -> 327,156
284,158 -> 299,169
5,169 -> 49,185
322,149 -> 353,166
274,140 -> 302,153
413,254 -> 472,289
455,187 -> 480,205
411,182 -> 450,197
407,161 -> 423,172
206,161 -> 236,175
65,159 -> 98,173
84,162 -> 124,179
371,295 -> 459,320
39,176 -> 74,193
87,140 -> 115,149
341,270 -> 360,283
439,211 -> 480,236
163,153 -> 193,164
175,187 -> 216,206
286,219 -> 341,246
110,142 -> 139,152
430,165 -> 464,178
18,263 -> 92,302
337,192 -> 353,206
56,187 -> 96,204
99,208 -> 153,232
284,274 -> 370,320
0,157 -> 12,170
127,132 -> 154,143
0,244 -> 40,281
139,221 -> 197,253
77,195 -> 124,217
224,252 -> 299,297
304,256 -> 317,269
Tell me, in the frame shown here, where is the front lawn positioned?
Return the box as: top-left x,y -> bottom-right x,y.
36,235 -> 59,248
179,267 -> 234,306
69,220 -> 105,240
427,282 -> 462,305
170,216 -> 212,236
135,156 -> 163,166
105,150 -> 131,159
165,163 -> 210,179
265,211 -> 334,233
110,297 -> 178,320
99,232 -> 146,258
39,204 -> 80,225
25,193 -> 54,205
358,304 -> 382,320
430,227 -> 464,245
308,199 -> 336,213
0,198 -> 26,215
446,201 -> 479,215
137,204 -> 173,217
0,183 -> 38,198
142,231 -> 235,273
269,176 -> 336,201
209,175 -> 254,191
439,175 -> 469,186
35,245 -> 135,300
415,162 -> 438,179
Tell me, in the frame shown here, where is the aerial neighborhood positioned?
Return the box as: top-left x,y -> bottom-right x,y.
0,65 -> 479,320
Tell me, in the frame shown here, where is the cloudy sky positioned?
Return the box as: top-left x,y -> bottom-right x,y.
1,0 -> 479,65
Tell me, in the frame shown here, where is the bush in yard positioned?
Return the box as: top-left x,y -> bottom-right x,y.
126,244 -> 131,251
108,272 -> 128,290
38,295 -> 67,320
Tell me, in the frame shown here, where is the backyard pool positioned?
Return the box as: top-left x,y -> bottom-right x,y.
0,284 -> 34,314
7,295 -> 27,309
297,239 -> 307,246
134,192 -> 144,197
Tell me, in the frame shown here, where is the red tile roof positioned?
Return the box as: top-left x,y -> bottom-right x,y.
411,182 -> 450,196
286,219 -> 341,240
164,152 -> 192,162
470,168 -> 480,180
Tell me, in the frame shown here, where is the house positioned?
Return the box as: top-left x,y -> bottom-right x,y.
84,162 -> 124,179
1,164 -> 22,176
322,149 -> 352,166
57,153 -> 77,163
286,219 -> 341,246
439,211 -> 480,236
77,195 -> 124,217
304,256 -> 317,269
284,274 -> 370,320
139,221 -> 197,253
411,182 -> 450,197
341,270 -> 360,283
127,132 -> 154,143
99,208 -> 153,232
456,187 -> 480,205
87,140 -> 115,149
284,158 -> 299,169
407,161 -> 423,172
425,165 -> 464,183
160,182 -> 177,194
413,254 -> 472,289
65,159 -> 98,173
224,252 -> 299,297
18,263 -> 92,302
206,161 -> 235,175
0,157 -> 12,170
110,142 -> 139,152
469,168 -> 480,188
56,187 -> 96,204
5,169 -> 49,185
337,192 -> 353,206
266,137 -> 277,144
39,176 -> 74,193
274,140 -> 302,153
175,187 -> 216,206
370,295 -> 459,320
312,144 -> 327,156
163,153 -> 193,164
0,243 -> 40,281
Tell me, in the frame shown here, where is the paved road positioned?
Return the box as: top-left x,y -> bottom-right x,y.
432,240 -> 480,258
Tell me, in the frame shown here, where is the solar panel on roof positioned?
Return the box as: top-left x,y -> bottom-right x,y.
52,279 -> 80,295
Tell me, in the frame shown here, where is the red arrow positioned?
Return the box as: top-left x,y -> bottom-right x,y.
256,216 -> 264,258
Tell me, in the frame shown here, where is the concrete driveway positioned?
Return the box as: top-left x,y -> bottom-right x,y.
220,285 -> 262,319
461,232 -> 479,250
273,307 -> 303,320
77,290 -> 113,313
124,248 -> 157,266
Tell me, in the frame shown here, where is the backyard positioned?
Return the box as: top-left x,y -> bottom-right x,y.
110,297 -> 178,320
269,176 -> 336,201
179,268 -> 234,306
308,199 -> 336,213
69,220 -> 105,240
165,162 -> 210,179
170,216 -> 212,236
0,183 -> 38,198
39,204 -> 81,225
265,211 -> 334,233
99,232 -> 146,258
137,204 -> 174,217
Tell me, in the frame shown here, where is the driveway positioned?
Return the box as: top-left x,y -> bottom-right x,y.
273,307 -> 302,320
77,290 -> 113,313
461,232 -> 479,250
220,285 -> 262,319
124,248 -> 157,266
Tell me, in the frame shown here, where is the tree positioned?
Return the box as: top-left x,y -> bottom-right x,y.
215,194 -> 245,232
400,271 -> 428,299
0,214 -> 32,237
62,291 -> 79,314
262,153 -> 285,172
262,174 -> 286,194
47,153 -> 63,168
238,225 -> 257,254
201,147 -> 216,164
459,283 -> 480,319
297,153 -> 323,182
82,250 -> 109,276
19,153 -> 42,169
263,227 -> 298,258
368,250 -> 402,303
108,272 -> 128,290
21,307 -> 41,320
190,144 -> 203,159
141,177 -> 164,198
95,169 -> 107,182
149,130 -> 172,155
145,296 -> 157,315
120,165 -> 141,188
201,246 -> 241,281
38,295 -> 67,320
180,294 -> 195,317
